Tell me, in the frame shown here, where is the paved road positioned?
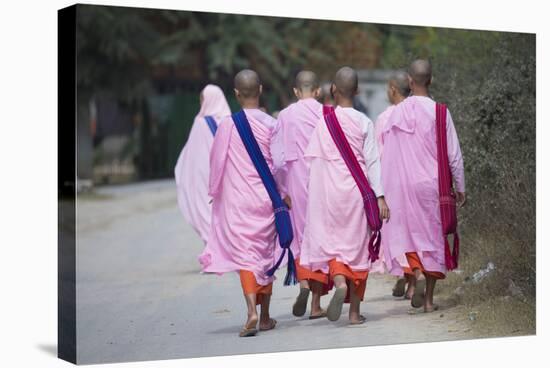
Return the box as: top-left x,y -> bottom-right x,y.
76,179 -> 470,364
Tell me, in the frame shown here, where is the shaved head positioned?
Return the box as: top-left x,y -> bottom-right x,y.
319,82 -> 334,104
295,70 -> 319,92
234,69 -> 261,98
389,70 -> 411,97
408,59 -> 432,87
334,66 -> 358,99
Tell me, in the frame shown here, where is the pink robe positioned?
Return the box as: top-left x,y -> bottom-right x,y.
300,106 -> 383,274
198,108 -> 278,286
380,96 -> 465,275
374,105 -> 395,156
174,85 -> 231,244
370,104 -> 410,274
271,98 -> 323,258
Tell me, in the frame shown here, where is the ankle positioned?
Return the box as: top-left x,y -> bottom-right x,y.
349,310 -> 361,319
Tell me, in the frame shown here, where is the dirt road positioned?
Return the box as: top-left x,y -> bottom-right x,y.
76,179 -> 471,364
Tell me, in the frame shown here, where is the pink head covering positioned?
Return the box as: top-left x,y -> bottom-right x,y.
174,84 -> 231,244
197,84 -> 231,120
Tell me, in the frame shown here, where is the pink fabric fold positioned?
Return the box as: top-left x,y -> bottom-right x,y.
374,105 -> 395,157
199,108 -> 278,286
370,104 -> 409,274
271,98 -> 323,258
174,84 -> 231,244
380,96 -> 465,275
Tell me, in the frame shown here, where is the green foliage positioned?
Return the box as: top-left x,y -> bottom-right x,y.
76,6 -> 304,103
202,14 -> 310,102
76,6 -> 383,104
452,33 -> 535,298
77,5 -> 159,101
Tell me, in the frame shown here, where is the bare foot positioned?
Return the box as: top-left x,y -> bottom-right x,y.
327,286 -> 347,322
239,314 -> 258,337
292,288 -> 310,317
392,278 -> 407,297
245,313 -> 258,330
309,308 -> 327,320
405,282 -> 414,299
349,314 -> 366,325
259,318 -> 277,331
411,279 -> 426,308
424,304 -> 440,313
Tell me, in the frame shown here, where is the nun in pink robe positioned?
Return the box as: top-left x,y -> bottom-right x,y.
374,105 -> 395,156
198,108 -> 278,286
174,85 -> 231,244
299,106 -> 384,298
370,104 -> 412,274
271,98 -> 329,286
380,96 -> 465,276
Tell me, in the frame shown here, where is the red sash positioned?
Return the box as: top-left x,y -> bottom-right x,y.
436,103 -> 459,270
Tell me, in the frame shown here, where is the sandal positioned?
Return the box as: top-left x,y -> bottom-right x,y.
350,314 -> 366,325
309,309 -> 327,320
411,279 -> 426,308
392,278 -> 407,297
292,288 -> 310,317
327,287 -> 347,322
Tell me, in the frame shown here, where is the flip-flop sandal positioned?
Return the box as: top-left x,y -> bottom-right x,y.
259,318 -> 277,331
407,308 -> 422,315
424,304 -> 440,313
239,327 -> 258,337
327,287 -> 347,322
309,309 -> 327,320
392,278 -> 407,297
411,279 -> 426,308
292,288 -> 310,317
349,314 -> 367,325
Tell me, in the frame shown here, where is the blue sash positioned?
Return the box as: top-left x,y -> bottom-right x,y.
231,110 -> 296,285
204,115 -> 218,136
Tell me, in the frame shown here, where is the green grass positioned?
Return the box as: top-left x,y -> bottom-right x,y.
436,238 -> 535,338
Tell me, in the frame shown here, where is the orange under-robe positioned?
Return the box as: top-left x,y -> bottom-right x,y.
295,257 -> 331,295
328,259 -> 368,302
405,252 -> 446,280
239,270 -> 273,305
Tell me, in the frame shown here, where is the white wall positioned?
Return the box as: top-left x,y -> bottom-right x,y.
357,69 -> 393,121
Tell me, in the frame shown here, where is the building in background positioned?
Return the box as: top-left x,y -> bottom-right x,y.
358,69 -> 393,120
81,69 -> 392,187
